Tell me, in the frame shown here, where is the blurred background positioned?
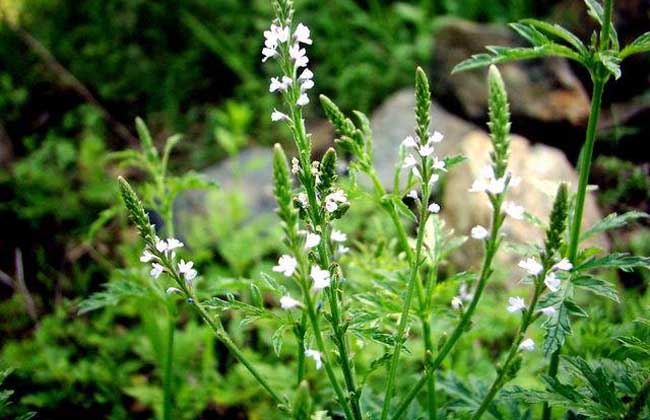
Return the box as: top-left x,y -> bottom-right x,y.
0,0 -> 649,419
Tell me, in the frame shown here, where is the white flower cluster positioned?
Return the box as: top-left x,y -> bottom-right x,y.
140,237 -> 197,293
263,21 -> 315,120
402,131 -> 445,184
505,256 -> 574,352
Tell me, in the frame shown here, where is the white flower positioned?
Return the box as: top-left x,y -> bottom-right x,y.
289,43 -> 308,68
402,154 -> 417,169
262,47 -> 278,62
305,232 -> 321,249
184,268 -> 198,283
428,131 -> 444,143
428,202 -> 441,214
293,23 -> 312,45
337,245 -> 350,254
471,225 -> 489,240
519,338 -> 535,351
140,249 -> 155,263
402,136 -> 417,148
280,295 -> 301,309
310,266 -> 330,291
553,258 -> 573,272
273,255 -> 298,277
504,201 -> 525,220
300,79 -> 314,91
155,239 -> 169,253
166,238 -> 184,251
269,77 -> 287,93
540,306 -> 557,316
432,156 -> 446,171
544,272 -> 561,292
331,230 -> 347,242
418,143 -> 434,157
469,178 -> 490,193
507,296 -> 526,313
459,283 -> 473,302
407,190 -> 418,200
451,296 -> 463,310
291,158 -> 301,174
305,349 -> 322,369
150,263 -> 165,279
271,109 -> 290,122
412,167 -> 422,180
297,93 -> 310,106
324,190 -> 348,213
487,177 -> 506,194
166,287 -> 182,295
178,259 -> 194,274
429,173 -> 440,185
518,257 -> 543,276
296,192 -> 309,208
299,68 -> 313,80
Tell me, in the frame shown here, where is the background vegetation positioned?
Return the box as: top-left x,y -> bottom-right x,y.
0,0 -> 648,418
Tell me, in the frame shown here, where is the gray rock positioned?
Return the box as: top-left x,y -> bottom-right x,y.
432,18 -> 591,126
369,88 -> 477,188
440,130 -> 609,271
173,147 -> 276,240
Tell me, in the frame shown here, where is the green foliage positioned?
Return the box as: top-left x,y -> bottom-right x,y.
487,65 -> 511,178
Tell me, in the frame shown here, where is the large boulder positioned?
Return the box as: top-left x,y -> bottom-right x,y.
441,130 -> 609,270
431,18 -> 591,126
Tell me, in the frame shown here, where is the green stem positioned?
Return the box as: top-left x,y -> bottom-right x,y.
163,310 -> 175,420
623,376 -> 650,420
545,76 -> 606,420
296,313 -> 307,386
189,295 -> 287,408
301,279 -> 357,420
472,281 -> 545,420
380,179 -> 432,420
390,199 -> 504,420
369,169 -> 436,420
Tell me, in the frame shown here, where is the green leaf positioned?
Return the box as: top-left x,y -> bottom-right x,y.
582,211 -> 649,241
78,278 -> 152,314
584,0 -> 619,49
542,300 -> 572,356
452,44 -> 583,74
577,253 -> 650,272
598,51 -> 622,79
616,336 -> 650,356
518,19 -> 588,55
620,32 -> 650,59
572,275 -> 620,302
387,194 -> 416,223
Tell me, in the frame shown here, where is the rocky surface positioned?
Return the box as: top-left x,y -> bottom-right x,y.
431,18 -> 591,126
441,130 -> 609,270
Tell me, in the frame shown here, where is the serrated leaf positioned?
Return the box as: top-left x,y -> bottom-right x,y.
452,44 -> 583,74
271,325 -> 288,356
78,279 -> 152,314
584,0 -> 619,49
518,19 -> 588,55
620,32 -> 650,59
577,253 -> 650,272
582,211 -> 649,241
616,336 -> 650,356
542,300 -> 572,356
388,195 -> 416,223
443,154 -> 467,169
598,51 -> 622,79
564,299 -> 589,317
572,275 -> 619,302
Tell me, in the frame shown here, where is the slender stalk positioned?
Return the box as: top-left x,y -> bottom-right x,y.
190,296 -> 287,407
471,280 -> 545,420
296,313 -> 307,386
369,169 -> 437,420
380,180 -> 432,420
300,275 -> 357,420
390,198 -> 504,420
162,311 -> 175,420
545,75 -> 606,420
623,376 -> 650,420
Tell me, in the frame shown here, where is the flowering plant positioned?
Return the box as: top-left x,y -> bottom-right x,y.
111,0 -> 650,419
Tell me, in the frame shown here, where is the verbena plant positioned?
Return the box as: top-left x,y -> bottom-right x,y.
112,0 -> 650,419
